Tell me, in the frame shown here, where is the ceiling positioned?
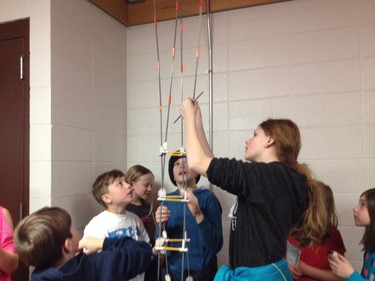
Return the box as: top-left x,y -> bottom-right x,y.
88,0 -> 290,26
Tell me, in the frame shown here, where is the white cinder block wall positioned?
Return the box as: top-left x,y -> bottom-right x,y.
127,0 -> 375,270
0,0 -> 127,235
49,0 -> 128,232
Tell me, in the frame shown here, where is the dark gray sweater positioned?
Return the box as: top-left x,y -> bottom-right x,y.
207,158 -> 308,268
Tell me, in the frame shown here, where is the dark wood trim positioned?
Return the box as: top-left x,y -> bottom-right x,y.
88,0 -> 290,26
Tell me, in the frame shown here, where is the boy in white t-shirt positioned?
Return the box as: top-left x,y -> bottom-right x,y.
84,169 -> 150,281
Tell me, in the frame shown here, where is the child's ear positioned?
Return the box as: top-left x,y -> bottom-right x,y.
265,137 -> 275,148
101,193 -> 111,204
63,238 -> 73,254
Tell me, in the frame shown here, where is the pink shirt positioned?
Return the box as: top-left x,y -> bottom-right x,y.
0,206 -> 16,281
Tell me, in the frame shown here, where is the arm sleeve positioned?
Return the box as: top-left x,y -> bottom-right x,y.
346,271 -> 366,281
346,252 -> 375,281
0,208 -> 15,253
96,237 -> 152,280
207,158 -> 262,198
196,193 -> 223,254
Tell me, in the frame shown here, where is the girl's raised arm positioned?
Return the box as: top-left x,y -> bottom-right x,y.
180,98 -> 213,176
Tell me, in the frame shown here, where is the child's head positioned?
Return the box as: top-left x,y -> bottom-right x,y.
258,119 -> 301,165
168,151 -> 200,187
290,181 -> 336,246
355,188 -> 375,251
355,188 -> 375,226
92,169 -> 132,208
126,165 -> 154,203
322,184 -> 338,228
14,207 -> 75,268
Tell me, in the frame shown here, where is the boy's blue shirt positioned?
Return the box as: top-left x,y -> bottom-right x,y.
156,187 -> 223,279
31,237 -> 152,281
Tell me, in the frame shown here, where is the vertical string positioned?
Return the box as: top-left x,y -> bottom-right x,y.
192,0 -> 204,101
153,0 -> 207,279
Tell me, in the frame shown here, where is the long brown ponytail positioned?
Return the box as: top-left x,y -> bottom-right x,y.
260,119 -> 329,246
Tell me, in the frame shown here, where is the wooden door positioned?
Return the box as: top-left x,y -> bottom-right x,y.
0,18 -> 30,281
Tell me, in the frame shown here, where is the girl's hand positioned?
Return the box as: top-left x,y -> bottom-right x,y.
180,98 -> 197,122
180,189 -> 204,223
79,237 -> 104,255
288,263 -> 302,280
155,205 -> 170,224
328,252 -> 354,279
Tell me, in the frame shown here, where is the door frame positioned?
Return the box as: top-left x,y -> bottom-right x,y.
0,17 -> 30,281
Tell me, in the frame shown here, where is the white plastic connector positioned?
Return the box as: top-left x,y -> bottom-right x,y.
157,188 -> 167,200
159,142 -> 169,156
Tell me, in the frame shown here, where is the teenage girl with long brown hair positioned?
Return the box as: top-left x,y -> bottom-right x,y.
179,98 -> 321,281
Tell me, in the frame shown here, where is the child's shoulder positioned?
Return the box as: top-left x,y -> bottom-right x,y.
85,211 -> 118,227
195,186 -> 217,198
101,210 -> 141,223
91,210 -> 111,219
124,210 -> 142,221
366,251 -> 375,260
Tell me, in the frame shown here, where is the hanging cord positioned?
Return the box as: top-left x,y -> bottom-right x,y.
153,0 -> 206,279
180,155 -> 189,280
175,2 -> 191,279
182,159 -> 192,279
179,14 -> 185,148
165,1 -> 181,278
153,0 -> 169,279
153,0 -> 183,278
153,0 -> 163,149
192,0 -> 204,101
164,0 -> 180,143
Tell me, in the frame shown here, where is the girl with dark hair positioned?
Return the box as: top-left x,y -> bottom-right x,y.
329,188 -> 375,281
